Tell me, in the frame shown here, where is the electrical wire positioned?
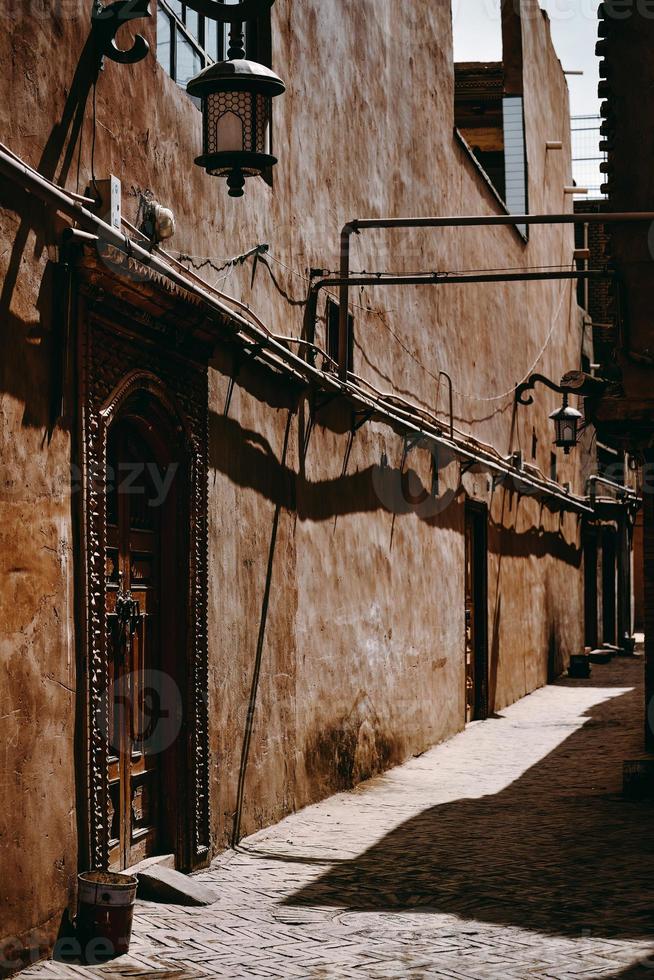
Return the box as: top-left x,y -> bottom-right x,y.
90,81 -> 101,206
450,269 -> 573,403
129,225 -> 578,409
266,249 -> 578,403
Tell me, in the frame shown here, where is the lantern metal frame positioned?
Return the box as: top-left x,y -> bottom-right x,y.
549,395 -> 583,455
187,56 -> 285,196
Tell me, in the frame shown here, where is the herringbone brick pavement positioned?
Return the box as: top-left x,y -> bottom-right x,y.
20,656 -> 654,979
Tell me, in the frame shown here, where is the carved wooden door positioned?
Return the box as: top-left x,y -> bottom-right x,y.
106,422 -> 165,870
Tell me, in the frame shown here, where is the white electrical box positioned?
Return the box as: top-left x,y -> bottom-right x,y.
93,175 -> 122,231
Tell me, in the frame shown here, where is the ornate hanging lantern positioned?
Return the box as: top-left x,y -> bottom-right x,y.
187,21 -> 285,198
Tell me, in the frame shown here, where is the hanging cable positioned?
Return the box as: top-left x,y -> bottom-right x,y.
90,81 -> 101,206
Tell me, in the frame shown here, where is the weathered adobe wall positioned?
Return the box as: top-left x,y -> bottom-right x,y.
0,0 -> 586,960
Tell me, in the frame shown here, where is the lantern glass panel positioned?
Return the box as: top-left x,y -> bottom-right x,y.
217,111 -> 244,152
562,421 -> 576,443
204,91 -> 272,175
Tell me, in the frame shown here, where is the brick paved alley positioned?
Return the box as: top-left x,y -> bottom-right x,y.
22,654 -> 654,980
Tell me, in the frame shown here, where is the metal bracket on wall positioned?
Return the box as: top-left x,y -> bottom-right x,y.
241,342 -> 265,364
404,434 -> 424,454
311,391 -> 340,417
91,0 -> 152,65
352,408 -> 375,433
183,0 -> 274,20
515,371 -> 608,406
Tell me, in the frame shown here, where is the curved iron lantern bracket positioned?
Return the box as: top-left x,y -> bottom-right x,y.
515,371 -> 608,407
183,0 -> 274,20
92,0 -> 152,64
515,373 -> 567,406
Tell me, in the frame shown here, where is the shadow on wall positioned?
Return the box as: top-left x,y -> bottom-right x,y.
209,397 -> 586,561
0,35 -> 100,434
282,670 -> 654,942
604,966 -> 654,979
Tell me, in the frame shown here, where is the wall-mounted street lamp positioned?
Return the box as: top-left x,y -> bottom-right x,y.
515,372 -> 607,456
91,0 -> 284,198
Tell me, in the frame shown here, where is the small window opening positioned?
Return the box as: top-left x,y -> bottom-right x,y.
326,299 -> 354,374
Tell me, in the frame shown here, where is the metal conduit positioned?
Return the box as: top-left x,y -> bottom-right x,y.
337,210 -> 654,380
0,144 -> 596,516
587,474 -> 640,502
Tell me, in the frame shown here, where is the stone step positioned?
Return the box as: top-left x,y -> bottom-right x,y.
136,864 -> 218,907
124,853 -> 175,878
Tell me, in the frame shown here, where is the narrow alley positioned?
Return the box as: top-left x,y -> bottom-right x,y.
21,653 -> 654,980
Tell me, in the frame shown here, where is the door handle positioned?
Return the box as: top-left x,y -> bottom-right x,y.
114,588 -> 142,660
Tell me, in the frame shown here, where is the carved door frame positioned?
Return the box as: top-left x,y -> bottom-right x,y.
76,295 -> 211,873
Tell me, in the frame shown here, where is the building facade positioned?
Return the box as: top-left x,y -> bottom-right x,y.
588,1 -> 654,747
0,0 -> 621,971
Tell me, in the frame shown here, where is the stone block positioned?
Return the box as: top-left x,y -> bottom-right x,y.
136,865 -> 218,906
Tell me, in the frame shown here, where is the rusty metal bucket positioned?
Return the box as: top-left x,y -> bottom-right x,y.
76,871 -> 138,964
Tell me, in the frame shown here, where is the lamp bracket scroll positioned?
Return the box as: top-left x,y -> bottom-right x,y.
92,0 -> 152,65
515,371 -> 608,406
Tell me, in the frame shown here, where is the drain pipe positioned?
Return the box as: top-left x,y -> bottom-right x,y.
337,210 -> 654,381
437,371 -> 454,441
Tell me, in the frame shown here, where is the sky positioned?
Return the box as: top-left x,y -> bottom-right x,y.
451,0 -> 600,118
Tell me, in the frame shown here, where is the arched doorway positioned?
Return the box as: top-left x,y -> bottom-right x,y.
77,280 -> 211,875
105,398 -> 188,869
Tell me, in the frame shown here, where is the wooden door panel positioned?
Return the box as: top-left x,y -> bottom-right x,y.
106,422 -> 165,870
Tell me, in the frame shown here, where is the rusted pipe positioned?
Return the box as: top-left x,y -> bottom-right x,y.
587,474 -> 639,503
336,209 -> 654,381
349,211 -> 654,232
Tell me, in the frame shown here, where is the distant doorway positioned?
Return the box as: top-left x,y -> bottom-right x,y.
465,503 -> 489,722
602,528 -> 618,647
584,527 -> 599,649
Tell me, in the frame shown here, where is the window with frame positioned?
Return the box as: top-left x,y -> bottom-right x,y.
156,1 -> 270,90
451,0 -> 528,237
